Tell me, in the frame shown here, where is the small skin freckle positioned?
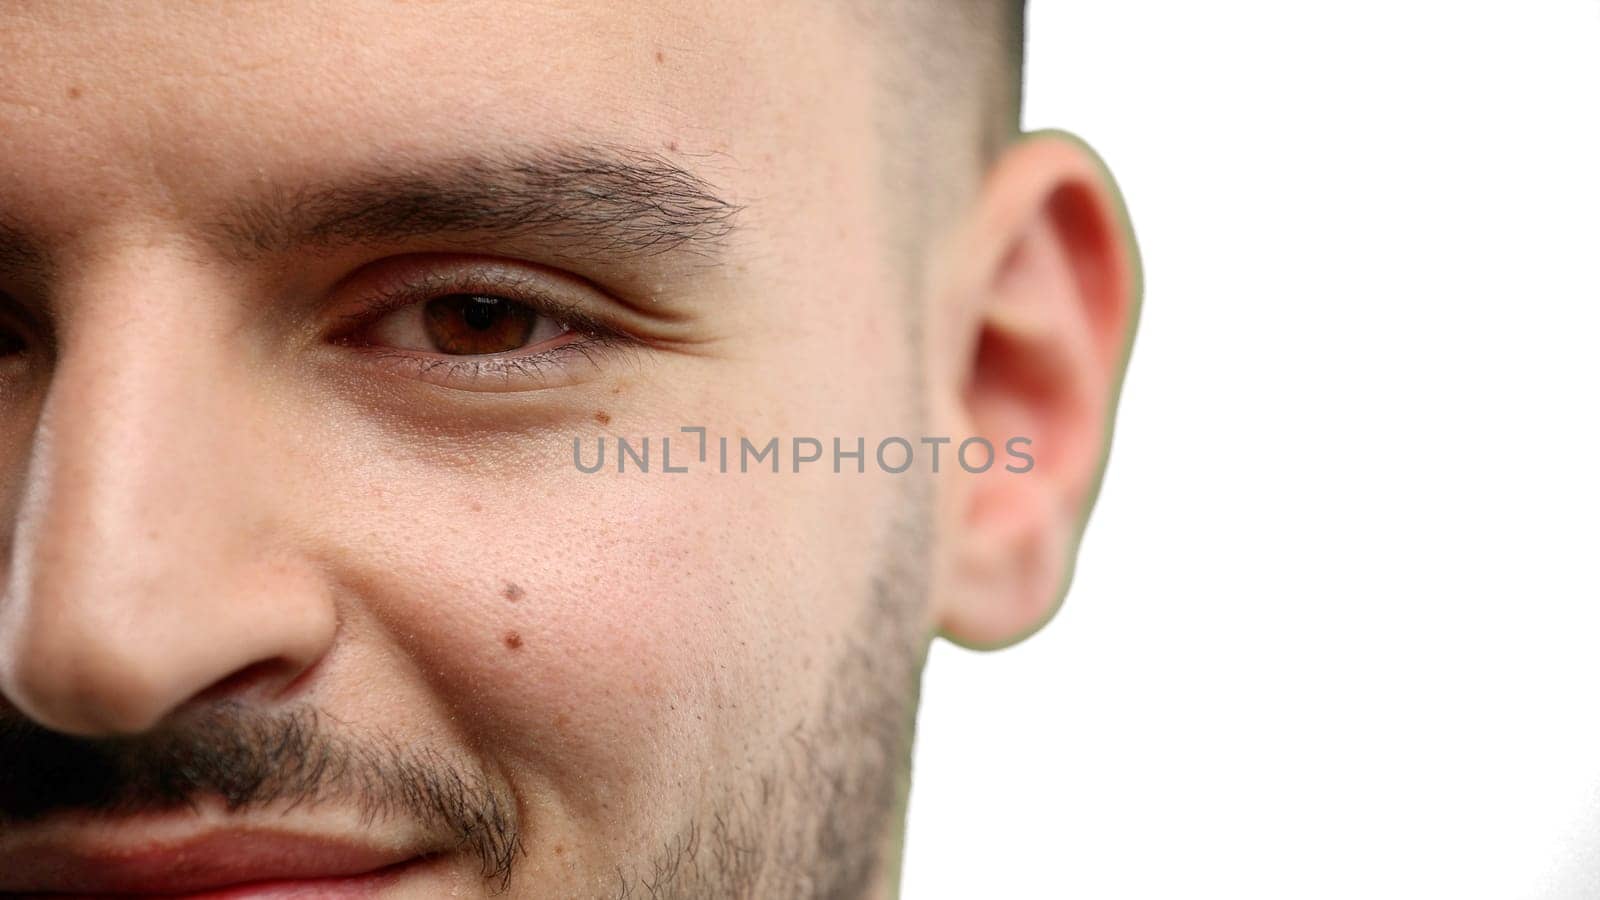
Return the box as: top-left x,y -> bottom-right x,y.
504,631 -> 524,650
594,410 -> 611,425
655,50 -> 665,64
502,582 -> 525,603
67,85 -> 83,100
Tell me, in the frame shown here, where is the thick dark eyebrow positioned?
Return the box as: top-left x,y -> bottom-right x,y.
205,143 -> 743,266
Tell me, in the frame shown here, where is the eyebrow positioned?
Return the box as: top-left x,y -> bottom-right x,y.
205,143 -> 743,267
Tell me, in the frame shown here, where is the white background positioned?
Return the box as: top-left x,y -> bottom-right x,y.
903,2 -> 1600,898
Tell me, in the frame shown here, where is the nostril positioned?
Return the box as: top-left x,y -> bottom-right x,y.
189,656 -> 315,707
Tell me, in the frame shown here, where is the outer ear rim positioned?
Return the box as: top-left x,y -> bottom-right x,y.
936,128 -> 1145,653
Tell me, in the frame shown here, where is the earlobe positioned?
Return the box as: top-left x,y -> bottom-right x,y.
934,131 -> 1142,650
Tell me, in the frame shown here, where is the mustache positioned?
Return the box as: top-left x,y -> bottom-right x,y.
0,701 -> 524,889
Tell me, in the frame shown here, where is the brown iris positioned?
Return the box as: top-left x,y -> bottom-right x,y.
423,294 -> 539,355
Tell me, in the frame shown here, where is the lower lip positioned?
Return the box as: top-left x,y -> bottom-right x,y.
6,855 -> 435,900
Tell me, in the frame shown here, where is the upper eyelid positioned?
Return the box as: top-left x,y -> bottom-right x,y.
334,264 -> 561,323
330,259 -> 632,343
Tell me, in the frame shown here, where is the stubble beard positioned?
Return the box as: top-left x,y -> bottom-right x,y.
624,480 -> 934,900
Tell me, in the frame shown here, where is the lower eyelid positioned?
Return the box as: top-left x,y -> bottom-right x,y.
342,333 -> 625,392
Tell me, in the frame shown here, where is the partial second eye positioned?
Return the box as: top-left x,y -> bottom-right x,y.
366,293 -> 570,356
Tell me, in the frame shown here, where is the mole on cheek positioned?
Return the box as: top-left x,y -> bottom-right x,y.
594,410 -> 611,425
502,582 -> 525,603
67,85 -> 83,100
504,631 -> 524,651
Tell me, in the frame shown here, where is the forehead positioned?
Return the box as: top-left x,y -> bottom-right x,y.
0,1 -> 880,259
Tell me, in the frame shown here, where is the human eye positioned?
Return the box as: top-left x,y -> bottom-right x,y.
329,256 -> 634,392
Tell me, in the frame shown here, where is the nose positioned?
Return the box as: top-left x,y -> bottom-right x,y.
0,255 -> 337,736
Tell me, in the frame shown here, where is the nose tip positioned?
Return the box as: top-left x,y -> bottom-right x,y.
0,619 -> 223,736
0,620 -> 174,735
0,553 -> 338,737
0,409 -> 338,738
0,563 -> 338,737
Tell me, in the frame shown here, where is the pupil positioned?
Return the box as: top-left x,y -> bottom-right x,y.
462,296 -> 503,331
422,293 -> 536,355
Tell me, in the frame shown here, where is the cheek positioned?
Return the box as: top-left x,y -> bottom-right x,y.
294,290 -> 913,838
317,450 -> 849,829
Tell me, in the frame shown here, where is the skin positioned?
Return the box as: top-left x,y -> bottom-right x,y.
0,2 -> 1139,898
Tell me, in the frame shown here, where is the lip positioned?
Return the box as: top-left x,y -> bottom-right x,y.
0,825 -> 433,897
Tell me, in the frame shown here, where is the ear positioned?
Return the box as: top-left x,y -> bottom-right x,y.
929,130 -> 1142,650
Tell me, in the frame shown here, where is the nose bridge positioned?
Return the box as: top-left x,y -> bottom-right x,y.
0,249 -> 336,736
21,251 -> 244,593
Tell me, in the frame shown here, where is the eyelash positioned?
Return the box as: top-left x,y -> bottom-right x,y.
332,266 -> 634,389
363,336 -> 622,388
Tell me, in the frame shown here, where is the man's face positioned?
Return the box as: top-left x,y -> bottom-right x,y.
0,2 -> 940,896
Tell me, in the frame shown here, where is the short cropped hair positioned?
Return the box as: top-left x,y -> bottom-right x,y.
847,1 -> 1028,311
851,0 -> 1025,167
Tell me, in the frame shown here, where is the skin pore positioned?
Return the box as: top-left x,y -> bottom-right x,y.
0,2 -> 1137,897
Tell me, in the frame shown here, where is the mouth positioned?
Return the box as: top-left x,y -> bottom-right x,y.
0,824 -> 440,898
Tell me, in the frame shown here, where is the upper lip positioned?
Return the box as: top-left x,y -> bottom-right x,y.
0,817 -> 425,894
